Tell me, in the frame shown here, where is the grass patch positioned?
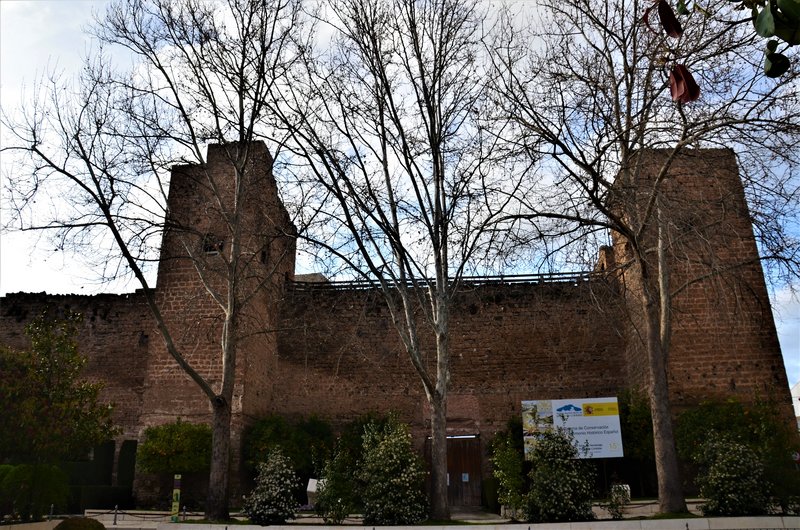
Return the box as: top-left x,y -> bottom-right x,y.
173,518 -> 252,524
649,511 -> 700,519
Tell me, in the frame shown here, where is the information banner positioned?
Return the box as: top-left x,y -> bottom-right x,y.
170,474 -> 182,522
521,397 -> 623,459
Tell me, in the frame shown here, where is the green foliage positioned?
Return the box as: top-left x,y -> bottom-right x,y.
242,449 -> 299,525
618,388 -> 654,462
0,312 -> 116,463
489,429 -> 525,515
524,428 -> 596,523
694,436 -> 771,516
675,398 -> 800,511
358,416 -> 428,525
314,413 -> 389,523
0,464 -> 13,520
243,415 -> 334,493
315,448 -> 358,524
0,464 -> 69,521
787,496 -> 800,515
136,420 -> 212,474
604,484 -> 631,520
54,517 -> 106,530
676,1 -> 798,77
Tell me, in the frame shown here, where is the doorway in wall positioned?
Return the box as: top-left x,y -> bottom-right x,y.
435,435 -> 482,507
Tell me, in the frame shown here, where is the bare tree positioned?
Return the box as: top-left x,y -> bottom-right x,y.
271,0 -> 527,518
2,0 -> 301,519
490,0 -> 800,514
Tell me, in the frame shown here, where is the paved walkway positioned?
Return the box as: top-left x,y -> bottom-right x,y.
9,508 -> 797,530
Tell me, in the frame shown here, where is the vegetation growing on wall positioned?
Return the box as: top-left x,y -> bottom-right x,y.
137,420 -> 212,474
0,312 -> 116,521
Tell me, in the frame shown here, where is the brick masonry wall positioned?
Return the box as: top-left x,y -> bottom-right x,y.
0,146 -> 794,506
612,149 -> 791,415
132,142 -> 295,505
0,291 -> 151,440
273,280 -> 628,440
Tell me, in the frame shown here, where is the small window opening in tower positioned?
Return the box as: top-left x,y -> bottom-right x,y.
260,242 -> 270,265
203,234 -> 224,255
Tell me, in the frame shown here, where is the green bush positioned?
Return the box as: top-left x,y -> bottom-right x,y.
314,414 -> 390,523
54,517 -> 106,530
242,449 -> 300,525
787,496 -> 800,515
618,388 -> 654,462
0,313 -> 117,465
243,415 -> 334,504
694,436 -> 771,516
487,417 -> 527,518
604,484 -> 630,520
0,464 -> 69,521
0,464 -> 13,521
524,428 -> 595,523
490,433 -> 525,517
482,476 -> 500,514
676,399 -> 800,511
359,416 -> 428,525
137,420 -> 211,474
315,448 -> 358,524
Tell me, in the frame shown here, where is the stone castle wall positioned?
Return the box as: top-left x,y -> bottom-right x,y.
610,150 -> 790,408
0,145 -> 793,506
273,278 -> 627,439
0,291 -> 151,440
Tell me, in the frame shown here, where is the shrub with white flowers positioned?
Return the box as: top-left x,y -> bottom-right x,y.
242,448 -> 300,525
604,483 -> 630,520
694,436 -> 771,516
524,427 -> 595,523
358,416 -> 428,525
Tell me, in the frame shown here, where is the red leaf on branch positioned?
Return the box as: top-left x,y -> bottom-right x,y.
669,64 -> 700,103
643,0 -> 683,38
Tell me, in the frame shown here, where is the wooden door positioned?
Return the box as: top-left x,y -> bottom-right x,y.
446,436 -> 482,506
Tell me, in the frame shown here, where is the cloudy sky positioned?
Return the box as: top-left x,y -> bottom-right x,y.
1,0 -> 798,392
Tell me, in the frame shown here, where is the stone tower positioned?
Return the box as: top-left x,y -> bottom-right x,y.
609,149 -> 789,408
135,141 -> 296,501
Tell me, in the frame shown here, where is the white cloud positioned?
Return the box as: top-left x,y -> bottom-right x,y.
772,286 -> 800,389
1,1 -> 113,296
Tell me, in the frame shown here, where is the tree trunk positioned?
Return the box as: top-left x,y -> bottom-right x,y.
642,289 -> 687,514
429,393 -> 449,520
206,397 -> 232,520
428,295 -> 451,521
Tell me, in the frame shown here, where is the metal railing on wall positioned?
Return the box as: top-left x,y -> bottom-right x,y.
288,270 -> 604,292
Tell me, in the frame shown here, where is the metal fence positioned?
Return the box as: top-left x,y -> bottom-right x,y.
289,270 -> 604,292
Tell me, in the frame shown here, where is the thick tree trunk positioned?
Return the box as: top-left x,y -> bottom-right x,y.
429,394 -> 449,520
206,397 -> 232,520
642,291 -> 687,514
428,297 -> 451,521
